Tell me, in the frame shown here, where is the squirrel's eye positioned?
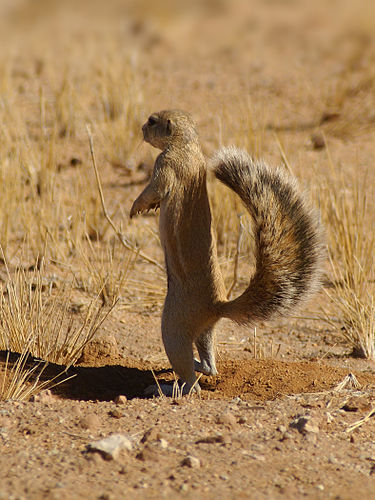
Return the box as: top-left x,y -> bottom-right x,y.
148,117 -> 156,126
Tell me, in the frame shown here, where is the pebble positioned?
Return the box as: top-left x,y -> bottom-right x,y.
181,455 -> 201,468
290,416 -> 320,434
158,438 -> 169,449
88,434 -> 133,460
114,395 -> 127,405
109,409 -> 123,419
79,414 -> 101,430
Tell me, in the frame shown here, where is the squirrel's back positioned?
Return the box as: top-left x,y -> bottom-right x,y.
211,146 -> 324,325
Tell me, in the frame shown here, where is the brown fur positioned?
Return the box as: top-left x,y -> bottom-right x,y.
130,110 -> 324,392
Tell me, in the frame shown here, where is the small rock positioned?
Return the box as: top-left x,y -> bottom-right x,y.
238,416 -> 247,425
158,438 -> 168,449
181,455 -> 201,468
114,395 -> 127,405
277,425 -> 287,433
290,416 -> 319,434
109,409 -> 123,419
79,414 -> 101,430
88,434 -> 132,461
216,412 -> 237,428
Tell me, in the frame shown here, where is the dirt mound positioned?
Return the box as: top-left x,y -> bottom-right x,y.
3,351 -> 373,402
204,359 -> 374,400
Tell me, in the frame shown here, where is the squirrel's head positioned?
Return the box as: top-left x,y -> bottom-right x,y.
142,109 -> 199,150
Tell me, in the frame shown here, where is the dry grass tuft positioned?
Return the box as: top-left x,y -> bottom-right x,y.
320,174 -> 375,359
0,257 -> 116,367
0,349 -> 74,402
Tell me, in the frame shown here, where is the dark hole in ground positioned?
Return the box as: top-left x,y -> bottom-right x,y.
0,350 -> 170,401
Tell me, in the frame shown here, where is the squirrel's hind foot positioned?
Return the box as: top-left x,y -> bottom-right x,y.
194,358 -> 218,376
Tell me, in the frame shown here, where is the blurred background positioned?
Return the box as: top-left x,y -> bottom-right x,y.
1,0 -> 375,153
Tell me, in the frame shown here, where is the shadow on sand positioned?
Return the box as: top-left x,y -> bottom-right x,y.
0,350 -> 172,401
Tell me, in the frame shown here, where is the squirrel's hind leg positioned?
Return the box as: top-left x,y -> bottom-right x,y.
161,315 -> 200,393
194,327 -> 218,376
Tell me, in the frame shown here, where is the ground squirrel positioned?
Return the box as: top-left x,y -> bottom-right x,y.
130,109 -> 324,394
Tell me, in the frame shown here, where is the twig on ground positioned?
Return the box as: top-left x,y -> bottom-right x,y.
346,406 -> 375,433
333,373 -> 361,392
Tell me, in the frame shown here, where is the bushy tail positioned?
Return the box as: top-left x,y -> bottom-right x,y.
212,147 -> 324,325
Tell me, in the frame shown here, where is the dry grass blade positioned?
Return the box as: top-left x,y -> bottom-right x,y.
188,373 -> 202,397
333,373 -> 361,392
346,406 -> 375,434
86,125 -> 164,272
149,369 -> 165,398
76,235 -> 136,306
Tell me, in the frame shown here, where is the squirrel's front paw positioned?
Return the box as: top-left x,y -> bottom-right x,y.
130,199 -> 160,218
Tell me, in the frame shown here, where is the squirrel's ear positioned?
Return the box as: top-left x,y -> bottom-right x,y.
166,119 -> 174,136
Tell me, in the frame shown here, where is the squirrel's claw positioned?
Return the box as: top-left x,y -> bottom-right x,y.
130,200 -> 160,219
